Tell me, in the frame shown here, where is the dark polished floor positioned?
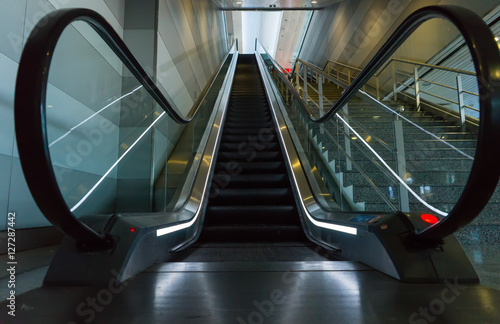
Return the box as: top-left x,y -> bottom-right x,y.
2,261 -> 500,324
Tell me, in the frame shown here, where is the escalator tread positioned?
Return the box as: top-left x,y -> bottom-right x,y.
173,54 -> 334,262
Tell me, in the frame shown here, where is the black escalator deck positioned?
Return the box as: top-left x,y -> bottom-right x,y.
172,55 -> 334,262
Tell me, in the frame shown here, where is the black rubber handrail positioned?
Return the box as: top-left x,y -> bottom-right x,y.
261,5 -> 500,245
14,8 -> 233,248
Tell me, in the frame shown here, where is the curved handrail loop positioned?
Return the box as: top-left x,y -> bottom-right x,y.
14,8 -> 233,247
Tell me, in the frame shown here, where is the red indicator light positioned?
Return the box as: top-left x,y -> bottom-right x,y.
421,214 -> 439,224
130,227 -> 136,232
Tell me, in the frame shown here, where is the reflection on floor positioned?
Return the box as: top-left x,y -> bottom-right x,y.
0,245 -> 56,300
462,244 -> 500,291
2,261 -> 500,323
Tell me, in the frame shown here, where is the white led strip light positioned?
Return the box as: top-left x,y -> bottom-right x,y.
274,113 -> 358,235
156,112 -> 223,237
155,54 -> 238,237
50,86 -> 143,147
70,111 -> 166,212
336,114 -> 448,217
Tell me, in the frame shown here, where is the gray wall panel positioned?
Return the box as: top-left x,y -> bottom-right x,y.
157,0 -> 228,116
0,154 -> 13,231
0,0 -> 27,63
124,0 -> 155,29
7,158 -> 50,229
158,1 -> 200,101
49,25 -> 123,112
105,0 -> 126,27
0,52 -> 16,157
300,0 -> 500,71
22,0 -> 55,44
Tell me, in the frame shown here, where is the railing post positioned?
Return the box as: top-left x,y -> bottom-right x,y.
285,80 -> 290,105
392,61 -> 398,101
319,75 -> 324,134
348,70 -> 351,86
376,77 -> 380,101
413,66 -> 421,111
295,61 -> 300,91
304,65 -> 308,103
343,104 -> 352,171
336,69 -> 340,88
393,119 -> 409,212
456,74 -> 467,131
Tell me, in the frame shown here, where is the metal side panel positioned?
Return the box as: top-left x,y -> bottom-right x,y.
254,51 -> 478,283
43,52 -> 239,286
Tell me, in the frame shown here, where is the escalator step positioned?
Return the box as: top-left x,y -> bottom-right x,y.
216,174 -> 288,188
199,225 -> 306,242
210,188 -> 294,205
219,142 -> 278,151
225,121 -> 273,128
224,128 -> 274,135
215,161 -> 285,173
217,151 -> 281,162
222,134 -> 276,143
205,205 -> 297,225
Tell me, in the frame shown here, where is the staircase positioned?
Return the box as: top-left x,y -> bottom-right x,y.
297,81 -> 499,245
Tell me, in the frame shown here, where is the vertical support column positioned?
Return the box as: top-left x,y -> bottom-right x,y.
394,119 -> 410,212
304,65 -> 308,103
117,0 -> 159,212
456,74 -> 466,131
414,66 -> 421,111
343,104 -> 352,171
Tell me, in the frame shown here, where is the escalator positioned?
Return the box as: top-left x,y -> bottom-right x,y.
5,5 -> 500,324
172,55 -> 333,262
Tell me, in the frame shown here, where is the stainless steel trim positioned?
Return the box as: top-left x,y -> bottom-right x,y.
118,51 -> 239,239
255,50 -> 359,237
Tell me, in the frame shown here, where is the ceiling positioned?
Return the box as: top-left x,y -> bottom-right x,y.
212,0 -> 343,10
